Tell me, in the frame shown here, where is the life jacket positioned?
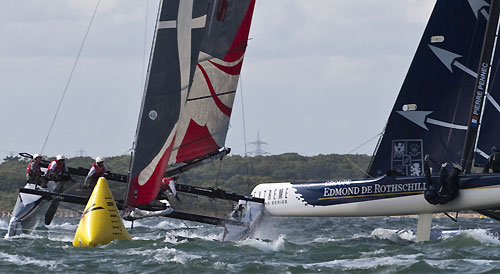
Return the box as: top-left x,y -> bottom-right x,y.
91,163 -> 107,179
48,159 -> 66,173
25,160 -> 40,174
25,161 -> 32,174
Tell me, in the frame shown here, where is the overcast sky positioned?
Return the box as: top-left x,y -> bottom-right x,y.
0,0 -> 436,162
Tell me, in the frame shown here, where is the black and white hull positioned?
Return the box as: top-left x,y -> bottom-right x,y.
6,181 -> 61,237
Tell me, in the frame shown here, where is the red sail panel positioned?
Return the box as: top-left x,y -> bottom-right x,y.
224,0 -> 255,62
127,136 -> 176,207
176,120 -> 220,163
197,63 -> 233,116
208,59 -> 243,76
127,0 -> 257,207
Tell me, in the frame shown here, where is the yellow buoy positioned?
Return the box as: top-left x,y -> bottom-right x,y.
73,177 -> 132,247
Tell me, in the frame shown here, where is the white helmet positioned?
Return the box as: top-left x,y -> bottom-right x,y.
96,156 -> 104,163
56,154 -> 66,161
32,154 -> 41,160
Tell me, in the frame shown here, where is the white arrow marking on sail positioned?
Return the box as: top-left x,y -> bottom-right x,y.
472,95 -> 500,161
429,45 -> 478,78
397,111 -> 468,131
468,0 -> 490,20
487,93 -> 500,112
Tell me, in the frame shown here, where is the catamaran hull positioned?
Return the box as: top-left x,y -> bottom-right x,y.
251,174 -> 500,217
7,181 -> 61,237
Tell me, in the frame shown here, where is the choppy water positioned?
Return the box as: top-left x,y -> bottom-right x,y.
2,216 -> 500,273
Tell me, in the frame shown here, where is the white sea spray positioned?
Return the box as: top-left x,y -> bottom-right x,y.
371,228 -> 416,241
237,234 -> 285,252
0,219 -> 8,230
463,229 -> 500,245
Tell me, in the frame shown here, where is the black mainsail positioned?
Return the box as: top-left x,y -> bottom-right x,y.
126,0 -> 256,207
7,0 -> 262,240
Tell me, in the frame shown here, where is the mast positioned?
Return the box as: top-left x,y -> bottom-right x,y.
367,1 -> 491,177
125,0 -> 257,207
461,0 -> 500,173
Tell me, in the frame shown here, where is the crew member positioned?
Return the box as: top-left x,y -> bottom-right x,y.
84,156 -> 109,189
46,154 -> 71,182
160,176 -> 178,199
483,146 -> 500,173
423,155 -> 461,205
26,154 -> 45,187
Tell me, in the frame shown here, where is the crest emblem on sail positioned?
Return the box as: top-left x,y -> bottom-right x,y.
368,0 -> 490,177
126,0 -> 256,206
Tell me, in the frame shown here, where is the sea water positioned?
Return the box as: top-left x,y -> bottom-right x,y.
1,216 -> 500,273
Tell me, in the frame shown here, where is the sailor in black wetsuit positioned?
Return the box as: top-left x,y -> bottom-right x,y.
483,146 -> 500,173
423,155 -> 461,205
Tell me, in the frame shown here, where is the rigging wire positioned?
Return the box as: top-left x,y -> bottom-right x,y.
475,21 -> 500,164
141,0 -> 149,88
40,0 -> 101,155
40,178 -> 89,214
240,76 -> 248,157
239,74 -> 251,191
214,158 -> 223,188
342,131 -> 384,178
57,203 -> 83,215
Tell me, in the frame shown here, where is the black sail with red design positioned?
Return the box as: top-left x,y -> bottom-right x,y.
126,0 -> 256,207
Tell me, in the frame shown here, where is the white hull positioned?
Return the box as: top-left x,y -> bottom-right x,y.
251,174 -> 500,217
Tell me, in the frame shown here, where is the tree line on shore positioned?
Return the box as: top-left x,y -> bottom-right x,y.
0,153 -> 371,211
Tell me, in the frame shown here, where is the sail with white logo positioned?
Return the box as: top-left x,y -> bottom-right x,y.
367,0 -> 494,177
124,0 -> 264,240
474,33 -> 500,166
127,0 -> 254,206
250,0 -> 500,241
6,0 -> 263,241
